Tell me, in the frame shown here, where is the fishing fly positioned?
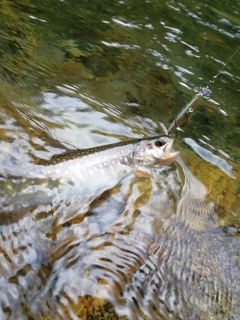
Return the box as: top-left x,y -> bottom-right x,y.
167,45 -> 240,135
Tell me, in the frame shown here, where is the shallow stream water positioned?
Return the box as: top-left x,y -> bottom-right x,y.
0,0 -> 239,319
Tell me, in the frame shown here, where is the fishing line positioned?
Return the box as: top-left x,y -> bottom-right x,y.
167,44 -> 240,134
209,44 -> 240,83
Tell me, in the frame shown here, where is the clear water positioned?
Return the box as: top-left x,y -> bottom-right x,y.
0,0 -> 239,319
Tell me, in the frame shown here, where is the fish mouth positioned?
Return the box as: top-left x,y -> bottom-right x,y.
156,139 -> 180,165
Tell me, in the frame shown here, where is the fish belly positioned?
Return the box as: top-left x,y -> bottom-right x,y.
0,160 -> 133,225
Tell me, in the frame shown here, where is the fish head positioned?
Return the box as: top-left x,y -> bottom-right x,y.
134,136 -> 180,167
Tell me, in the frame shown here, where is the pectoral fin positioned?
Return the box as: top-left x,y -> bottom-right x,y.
135,170 -> 154,179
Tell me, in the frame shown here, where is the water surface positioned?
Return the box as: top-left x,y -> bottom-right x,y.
0,0 -> 239,319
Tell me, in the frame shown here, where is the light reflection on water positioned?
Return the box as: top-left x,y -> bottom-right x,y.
0,0 -> 239,319
183,137 -> 235,178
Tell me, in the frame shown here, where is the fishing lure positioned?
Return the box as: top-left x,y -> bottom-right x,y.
167,87 -> 211,134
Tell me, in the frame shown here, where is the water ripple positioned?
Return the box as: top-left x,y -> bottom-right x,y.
183,137 -> 235,178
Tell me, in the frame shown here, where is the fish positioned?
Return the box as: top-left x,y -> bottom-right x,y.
0,136 -> 180,224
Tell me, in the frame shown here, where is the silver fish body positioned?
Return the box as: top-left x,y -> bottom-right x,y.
11,136 -> 179,182
1,136 -> 180,223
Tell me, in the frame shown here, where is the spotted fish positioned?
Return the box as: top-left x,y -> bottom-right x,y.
0,136 -> 180,224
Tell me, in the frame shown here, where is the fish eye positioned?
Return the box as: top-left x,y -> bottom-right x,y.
155,138 -> 166,147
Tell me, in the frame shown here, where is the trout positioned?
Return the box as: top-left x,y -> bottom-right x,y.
1,136 -> 180,224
